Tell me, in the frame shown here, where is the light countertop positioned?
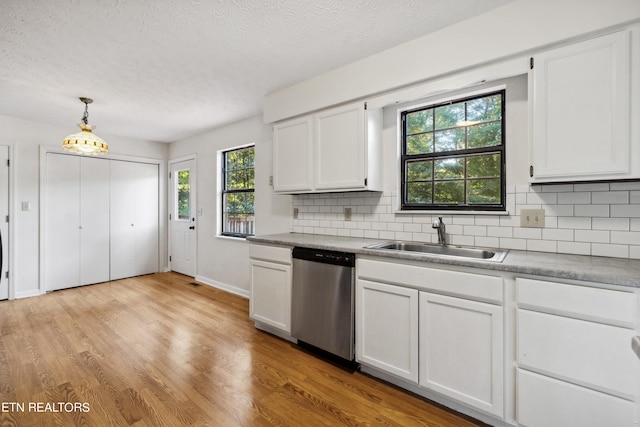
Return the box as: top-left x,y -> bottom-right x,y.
248,233 -> 640,288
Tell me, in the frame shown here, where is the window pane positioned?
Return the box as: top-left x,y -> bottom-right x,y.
406,110 -> 433,134
467,94 -> 502,122
223,192 -> 255,235
467,153 -> 501,178
406,133 -> 433,154
467,122 -> 502,148
435,102 -> 465,130
434,181 -> 464,204
177,169 -> 190,220
434,128 -> 465,152
407,182 -> 432,204
467,178 -> 501,204
407,160 -> 432,181
434,158 -> 464,179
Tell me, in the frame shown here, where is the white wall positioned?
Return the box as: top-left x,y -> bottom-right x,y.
169,115 -> 291,295
0,114 -> 169,299
264,0 -> 640,122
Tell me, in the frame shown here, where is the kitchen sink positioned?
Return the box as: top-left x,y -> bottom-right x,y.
364,241 -> 508,262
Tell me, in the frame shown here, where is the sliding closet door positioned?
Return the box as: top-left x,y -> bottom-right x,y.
134,162 -> 159,276
79,157 -> 110,285
45,154 -> 111,291
110,160 -> 137,280
45,154 -> 81,291
110,160 -> 159,280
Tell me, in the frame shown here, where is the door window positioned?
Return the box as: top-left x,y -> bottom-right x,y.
176,168 -> 190,221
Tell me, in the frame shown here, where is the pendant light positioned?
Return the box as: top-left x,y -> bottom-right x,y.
62,97 -> 108,155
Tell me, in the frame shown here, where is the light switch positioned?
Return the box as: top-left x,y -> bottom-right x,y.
21,201 -> 31,211
520,208 -> 545,228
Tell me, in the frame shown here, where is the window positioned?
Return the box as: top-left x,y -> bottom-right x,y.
221,145 -> 255,237
176,169 -> 191,220
401,90 -> 505,211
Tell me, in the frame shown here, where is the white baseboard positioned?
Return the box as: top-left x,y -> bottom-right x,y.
195,275 -> 249,299
15,289 -> 43,299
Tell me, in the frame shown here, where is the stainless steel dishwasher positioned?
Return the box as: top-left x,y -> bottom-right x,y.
291,247 -> 356,361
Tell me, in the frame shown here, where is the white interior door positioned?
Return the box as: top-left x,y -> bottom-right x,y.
45,153 -> 81,291
110,160 -> 159,280
0,146 -> 9,300
110,160 -> 137,280
79,157 -> 110,285
134,162 -> 159,276
170,159 -> 196,277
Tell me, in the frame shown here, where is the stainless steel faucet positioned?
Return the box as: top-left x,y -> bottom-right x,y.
432,216 -> 446,246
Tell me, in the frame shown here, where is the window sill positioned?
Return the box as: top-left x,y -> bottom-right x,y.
217,234 -> 251,241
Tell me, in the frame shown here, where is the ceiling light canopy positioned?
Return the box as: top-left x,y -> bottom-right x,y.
62,97 -> 108,155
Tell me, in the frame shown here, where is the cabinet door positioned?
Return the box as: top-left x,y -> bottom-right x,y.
356,279 -> 419,383
419,292 -> 504,417
45,154 -> 81,291
315,102 -> 365,190
273,116 -> 313,192
530,30 -> 631,181
79,157 -> 110,286
249,259 -> 292,333
518,309 -> 637,399
517,369 -> 636,427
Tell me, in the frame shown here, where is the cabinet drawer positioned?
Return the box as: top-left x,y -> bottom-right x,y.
249,244 -> 291,264
357,258 -> 503,304
516,277 -> 637,326
518,309 -> 637,398
517,369 -> 636,427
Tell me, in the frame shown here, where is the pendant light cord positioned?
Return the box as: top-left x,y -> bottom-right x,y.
81,101 -> 89,125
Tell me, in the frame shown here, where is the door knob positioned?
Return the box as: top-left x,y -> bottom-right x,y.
189,226 -> 195,230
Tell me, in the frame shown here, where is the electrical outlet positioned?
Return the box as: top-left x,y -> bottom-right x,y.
520,208 -> 545,228
269,175 -> 273,186
293,207 -> 299,219
344,207 -> 352,221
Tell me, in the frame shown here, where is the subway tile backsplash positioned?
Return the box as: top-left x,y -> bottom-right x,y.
291,182 -> 640,259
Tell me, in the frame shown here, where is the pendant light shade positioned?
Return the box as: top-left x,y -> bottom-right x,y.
62,97 -> 108,155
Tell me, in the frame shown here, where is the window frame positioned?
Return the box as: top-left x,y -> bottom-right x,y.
220,144 -> 255,238
400,89 -> 506,212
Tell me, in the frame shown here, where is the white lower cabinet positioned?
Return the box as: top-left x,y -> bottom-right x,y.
356,258 -> 504,418
249,244 -> 292,334
516,277 -> 639,427
517,369 -> 636,427
419,292 -> 504,417
356,279 -> 419,383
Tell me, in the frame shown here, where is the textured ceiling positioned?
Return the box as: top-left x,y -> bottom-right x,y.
0,0 -> 512,143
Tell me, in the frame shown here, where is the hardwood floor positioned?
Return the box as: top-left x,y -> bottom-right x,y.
0,272 -> 485,426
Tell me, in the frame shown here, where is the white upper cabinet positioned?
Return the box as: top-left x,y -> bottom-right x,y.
272,115 -> 313,193
529,27 -> 639,182
272,101 -> 382,193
